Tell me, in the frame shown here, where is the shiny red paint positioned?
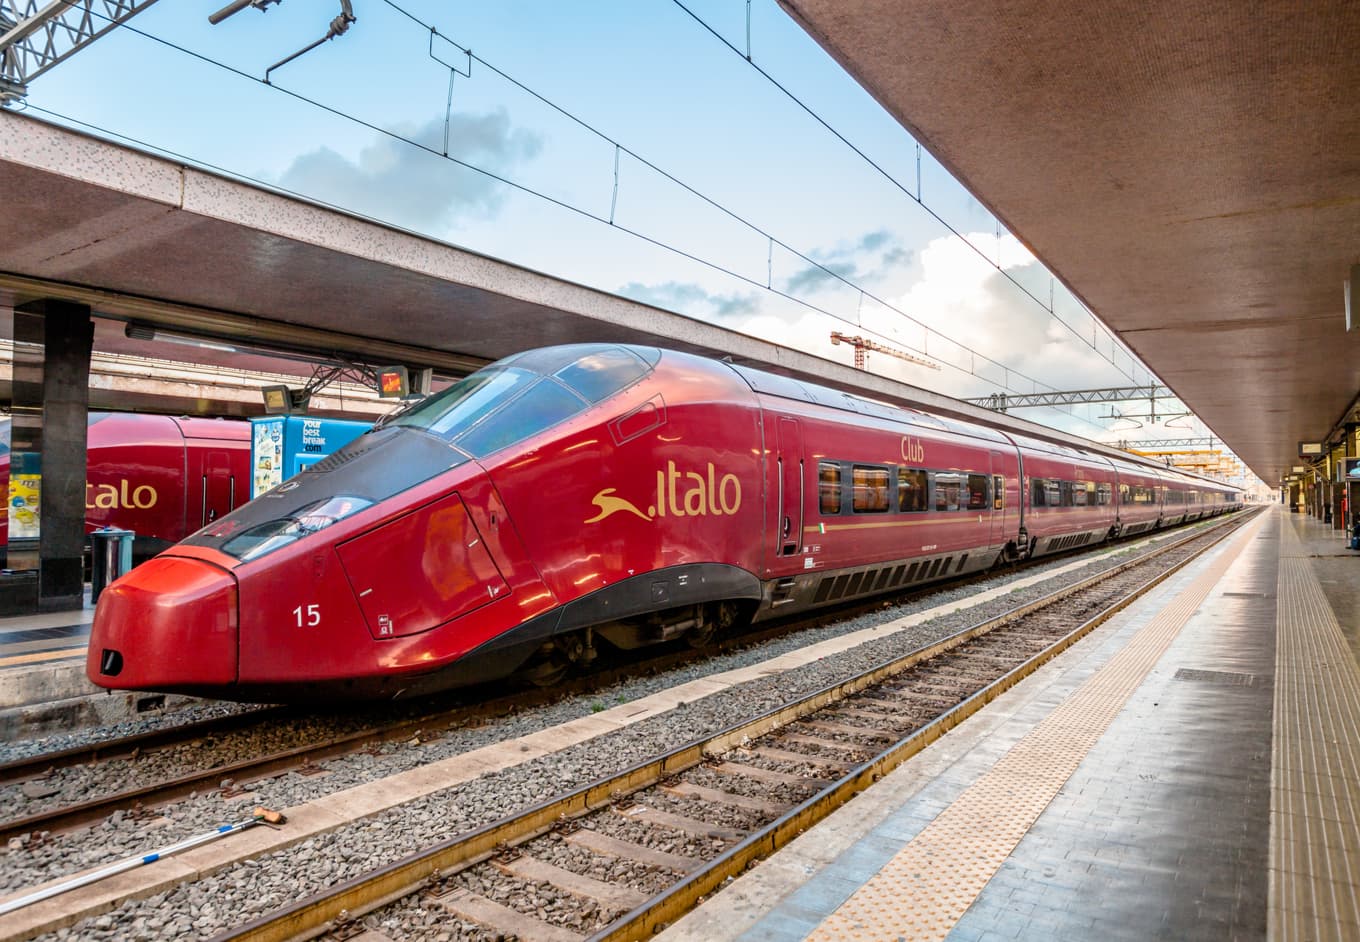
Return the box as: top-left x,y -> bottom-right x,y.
86,555 -> 238,687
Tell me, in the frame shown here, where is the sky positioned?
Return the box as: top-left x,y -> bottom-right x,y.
9,0 -> 1239,465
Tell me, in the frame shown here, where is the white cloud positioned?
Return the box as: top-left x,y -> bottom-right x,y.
273,111 -> 541,230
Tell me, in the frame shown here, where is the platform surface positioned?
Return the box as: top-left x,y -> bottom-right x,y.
659,506 -> 1360,941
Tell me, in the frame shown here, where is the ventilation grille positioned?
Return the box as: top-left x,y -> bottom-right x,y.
306,435 -> 378,472
1049,532 -> 1093,552
812,556 -> 952,604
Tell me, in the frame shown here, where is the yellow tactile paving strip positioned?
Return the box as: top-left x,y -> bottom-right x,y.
0,647 -> 84,669
1269,522 -> 1360,939
806,514 -> 1263,942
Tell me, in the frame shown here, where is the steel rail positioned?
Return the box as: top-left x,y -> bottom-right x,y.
212,511 -> 1251,942
0,706 -> 287,787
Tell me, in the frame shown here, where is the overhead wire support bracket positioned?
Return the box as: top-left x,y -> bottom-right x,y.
262,0 -> 354,84
428,29 -> 471,157
207,0 -> 281,27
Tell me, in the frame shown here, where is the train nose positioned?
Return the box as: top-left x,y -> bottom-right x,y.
87,555 -> 239,690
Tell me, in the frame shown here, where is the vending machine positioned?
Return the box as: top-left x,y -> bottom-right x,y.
250,416 -> 370,498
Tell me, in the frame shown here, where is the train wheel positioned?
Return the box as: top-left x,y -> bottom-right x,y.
685,609 -> 718,648
524,653 -> 569,687
523,632 -> 592,687
687,601 -> 745,648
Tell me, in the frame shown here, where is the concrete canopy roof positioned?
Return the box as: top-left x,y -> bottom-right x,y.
780,0 -> 1360,485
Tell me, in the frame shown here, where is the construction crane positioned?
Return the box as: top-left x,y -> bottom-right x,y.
1127,447 -> 1226,474
830,332 -> 940,371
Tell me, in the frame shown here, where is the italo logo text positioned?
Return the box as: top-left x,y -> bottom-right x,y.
586,461 -> 741,523
86,480 -> 158,510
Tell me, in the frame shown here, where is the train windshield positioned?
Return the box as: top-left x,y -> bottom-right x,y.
386,346 -> 655,458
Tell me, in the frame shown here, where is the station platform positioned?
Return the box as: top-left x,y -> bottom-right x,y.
660,505 -> 1360,942
0,589 -> 183,737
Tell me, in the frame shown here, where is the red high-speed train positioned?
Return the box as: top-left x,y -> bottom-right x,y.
87,344 -> 1239,701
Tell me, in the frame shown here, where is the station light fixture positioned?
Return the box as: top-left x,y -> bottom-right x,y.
375,365 -> 432,399
1347,264 -> 1360,332
260,385 -> 310,415
124,323 -> 238,353
376,365 -> 409,398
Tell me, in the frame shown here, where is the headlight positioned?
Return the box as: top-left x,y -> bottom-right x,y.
221,495 -> 373,562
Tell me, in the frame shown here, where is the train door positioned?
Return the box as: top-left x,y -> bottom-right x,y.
775,417 -> 804,557
200,450 -> 237,530
989,450 -> 1006,550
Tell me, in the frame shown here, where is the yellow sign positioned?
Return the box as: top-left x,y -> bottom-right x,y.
8,474 -> 40,539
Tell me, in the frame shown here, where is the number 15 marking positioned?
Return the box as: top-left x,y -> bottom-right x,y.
293,604 -> 321,627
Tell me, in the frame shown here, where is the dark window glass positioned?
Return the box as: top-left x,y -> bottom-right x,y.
390,368 -> 535,440
455,379 -> 585,457
934,471 -> 963,511
819,462 -> 842,514
899,468 -> 928,512
554,348 -> 649,402
966,474 -> 989,510
220,496 -> 374,562
1033,478 -> 1061,508
1096,483 -> 1113,506
992,475 -> 1004,511
852,466 -> 890,513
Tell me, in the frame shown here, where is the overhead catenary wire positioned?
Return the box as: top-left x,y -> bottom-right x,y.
668,0 -> 1148,388
372,0 -> 1117,420
27,4 -> 1120,433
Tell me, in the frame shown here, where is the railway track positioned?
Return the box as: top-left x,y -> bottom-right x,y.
3,521 -> 1218,847
206,511 -> 1254,942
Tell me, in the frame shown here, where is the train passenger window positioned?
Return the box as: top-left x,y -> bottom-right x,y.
898,468 -> 928,512
966,474 -> 989,510
933,472 -> 963,511
1119,484 -> 1130,503
992,475 -> 1004,510
1071,482 -> 1088,506
1032,478 -> 1061,508
819,462 -> 842,514
852,466 -> 890,513
554,348 -> 651,402
455,379 -> 586,457
1096,483 -> 1112,505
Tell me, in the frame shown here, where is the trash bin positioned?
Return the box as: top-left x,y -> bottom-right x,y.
90,527 -> 135,604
